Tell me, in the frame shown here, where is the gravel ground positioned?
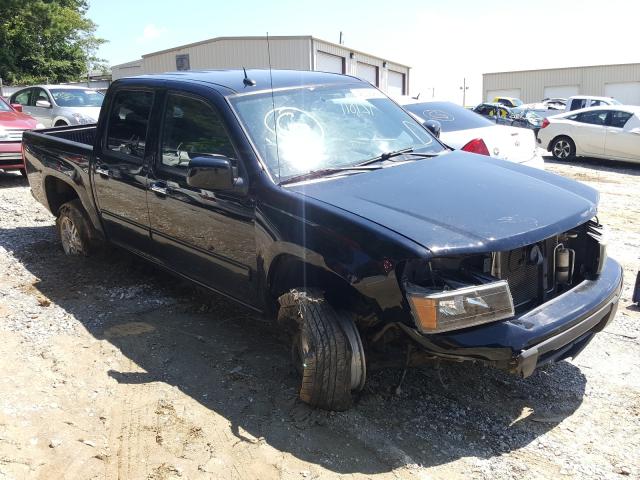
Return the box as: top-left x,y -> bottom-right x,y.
0,154 -> 638,480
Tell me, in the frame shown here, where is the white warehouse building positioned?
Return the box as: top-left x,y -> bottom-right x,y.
483,62 -> 640,105
112,35 -> 410,96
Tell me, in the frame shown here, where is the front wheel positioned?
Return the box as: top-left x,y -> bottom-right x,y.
278,290 -> 366,411
56,199 -> 98,256
551,136 -> 576,160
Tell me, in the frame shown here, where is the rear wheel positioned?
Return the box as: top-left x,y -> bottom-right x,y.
56,199 -> 98,256
278,290 -> 366,411
551,136 -> 575,160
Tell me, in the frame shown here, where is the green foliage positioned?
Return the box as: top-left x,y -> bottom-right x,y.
0,0 -> 106,85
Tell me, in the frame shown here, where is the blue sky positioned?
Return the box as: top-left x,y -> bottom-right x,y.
88,0 -> 639,104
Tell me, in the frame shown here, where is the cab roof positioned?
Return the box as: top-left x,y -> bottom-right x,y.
128,69 -> 365,95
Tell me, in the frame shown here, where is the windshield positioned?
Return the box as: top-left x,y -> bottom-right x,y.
50,89 -> 104,107
403,101 -> 494,132
0,97 -> 11,112
230,84 -> 444,181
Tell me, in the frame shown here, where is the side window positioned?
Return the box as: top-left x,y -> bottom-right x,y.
570,99 -> 586,110
106,90 -> 154,160
160,93 -> 235,171
608,111 -> 633,128
576,111 -> 607,126
32,88 -> 49,106
12,89 -> 31,106
590,100 -> 603,107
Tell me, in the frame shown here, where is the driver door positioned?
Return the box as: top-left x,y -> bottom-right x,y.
146,90 -> 258,305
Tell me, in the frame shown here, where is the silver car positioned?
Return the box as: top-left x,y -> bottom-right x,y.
9,85 -> 104,127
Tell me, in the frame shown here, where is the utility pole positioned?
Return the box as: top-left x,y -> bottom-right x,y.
0,77 -> 3,98
460,78 -> 469,106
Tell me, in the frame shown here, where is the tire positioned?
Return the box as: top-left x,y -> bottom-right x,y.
56,199 -> 97,256
551,136 -> 575,161
278,290 -> 366,411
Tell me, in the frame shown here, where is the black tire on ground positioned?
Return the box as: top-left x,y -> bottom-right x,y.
19,168 -> 26,177
551,136 -> 576,161
55,199 -> 98,256
278,290 -> 362,411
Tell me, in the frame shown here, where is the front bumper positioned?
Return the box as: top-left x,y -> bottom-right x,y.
0,142 -> 24,170
403,257 -> 623,377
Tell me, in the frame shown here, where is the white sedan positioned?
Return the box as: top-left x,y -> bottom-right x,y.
398,99 -> 542,169
537,105 -> 640,163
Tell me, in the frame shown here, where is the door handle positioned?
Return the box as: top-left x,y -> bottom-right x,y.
95,167 -> 110,177
150,182 -> 168,196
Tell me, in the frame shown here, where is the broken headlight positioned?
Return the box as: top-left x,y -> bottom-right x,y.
406,281 -> 515,334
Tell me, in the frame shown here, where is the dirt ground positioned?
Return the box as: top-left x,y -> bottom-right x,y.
0,154 -> 639,480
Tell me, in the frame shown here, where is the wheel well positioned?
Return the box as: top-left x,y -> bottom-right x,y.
44,176 -> 79,216
268,255 -> 373,317
54,120 -> 68,127
548,134 -> 573,151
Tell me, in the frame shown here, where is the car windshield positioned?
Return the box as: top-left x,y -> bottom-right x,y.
0,97 -> 11,112
49,89 -> 104,107
403,101 -> 494,132
230,84 -> 444,182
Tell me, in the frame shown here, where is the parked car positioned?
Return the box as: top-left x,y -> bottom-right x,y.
399,99 -> 541,168
510,107 -> 556,136
473,102 -> 514,125
23,70 -> 621,410
0,96 -> 42,175
538,105 -> 640,162
564,95 -> 620,112
9,85 -> 104,127
492,96 -> 523,108
541,98 -> 567,110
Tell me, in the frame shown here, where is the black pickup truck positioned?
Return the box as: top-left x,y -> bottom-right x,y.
23,70 -> 622,410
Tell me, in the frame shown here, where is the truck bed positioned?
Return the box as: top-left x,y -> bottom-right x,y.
37,124 -> 97,147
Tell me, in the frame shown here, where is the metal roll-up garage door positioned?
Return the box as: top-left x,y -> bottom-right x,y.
316,52 -> 344,74
543,85 -> 579,99
388,70 -> 405,96
486,89 -> 521,102
605,82 -> 640,105
357,62 -> 378,86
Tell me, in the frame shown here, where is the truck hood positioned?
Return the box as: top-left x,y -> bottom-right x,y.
0,110 -> 38,129
288,151 -> 598,255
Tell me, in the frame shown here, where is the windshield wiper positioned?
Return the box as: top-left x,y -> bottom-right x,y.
358,147 -> 441,166
279,165 -> 381,185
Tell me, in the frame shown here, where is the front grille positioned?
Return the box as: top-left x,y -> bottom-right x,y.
493,237 -> 558,308
0,128 -> 25,142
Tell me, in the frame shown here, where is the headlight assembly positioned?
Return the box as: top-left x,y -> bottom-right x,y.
406,281 -> 515,333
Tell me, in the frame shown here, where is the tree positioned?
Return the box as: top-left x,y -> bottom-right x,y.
0,0 -> 106,85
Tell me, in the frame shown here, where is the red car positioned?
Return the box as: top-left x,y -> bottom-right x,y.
0,96 -> 41,175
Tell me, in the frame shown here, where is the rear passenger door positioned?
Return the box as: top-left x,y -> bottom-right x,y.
146,91 -> 257,305
92,88 -> 156,255
572,110 -> 607,156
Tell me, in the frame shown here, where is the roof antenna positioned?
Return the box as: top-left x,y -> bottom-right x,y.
266,32 -> 281,182
243,67 -> 256,87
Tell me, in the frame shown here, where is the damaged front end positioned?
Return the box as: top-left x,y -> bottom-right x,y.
371,219 -> 621,377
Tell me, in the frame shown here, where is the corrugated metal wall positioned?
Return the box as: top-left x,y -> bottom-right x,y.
483,63 -> 640,103
111,37 -> 410,94
141,37 -> 311,75
312,39 -> 409,93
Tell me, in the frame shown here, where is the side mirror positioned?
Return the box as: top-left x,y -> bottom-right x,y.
10,103 -> 23,112
186,156 -> 236,190
423,119 -> 441,138
35,99 -> 51,108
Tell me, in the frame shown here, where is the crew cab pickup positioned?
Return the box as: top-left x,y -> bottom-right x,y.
23,70 -> 623,410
